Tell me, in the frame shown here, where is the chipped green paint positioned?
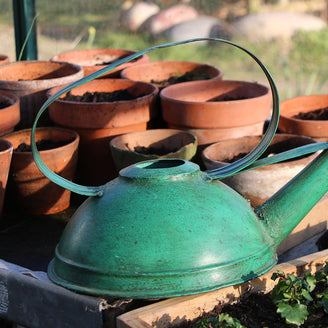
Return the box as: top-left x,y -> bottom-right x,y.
48,159 -> 277,298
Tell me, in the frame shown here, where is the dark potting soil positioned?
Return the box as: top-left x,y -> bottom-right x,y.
133,145 -> 180,155
94,54 -> 138,65
15,139 -> 73,152
62,90 -> 141,102
0,101 -> 10,109
177,292 -> 328,328
151,71 -> 212,88
222,137 -> 315,163
223,152 -> 249,163
208,95 -> 249,102
293,107 -> 328,120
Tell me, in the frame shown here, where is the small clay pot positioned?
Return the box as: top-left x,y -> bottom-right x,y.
0,90 -> 20,136
0,139 -> 13,216
110,129 -> 197,171
3,127 -> 79,215
122,61 -> 223,129
160,79 -> 271,129
121,61 -> 223,89
202,134 -> 318,207
278,94 -> 328,140
0,60 -> 84,128
48,79 -> 159,185
51,48 -> 149,78
202,133 -> 328,253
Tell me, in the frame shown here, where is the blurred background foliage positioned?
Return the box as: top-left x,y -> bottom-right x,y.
0,0 -> 327,99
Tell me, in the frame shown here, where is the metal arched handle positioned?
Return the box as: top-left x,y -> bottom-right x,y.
31,37 -> 280,196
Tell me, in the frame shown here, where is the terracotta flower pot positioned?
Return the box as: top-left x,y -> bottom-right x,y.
3,127 -> 79,215
278,94 -> 328,141
48,79 -> 159,185
51,48 -> 149,78
202,133 -> 328,254
0,139 -> 13,216
160,79 -> 271,146
0,60 -> 84,129
0,90 -> 20,136
121,61 -> 223,89
122,61 -> 223,129
110,129 -> 197,171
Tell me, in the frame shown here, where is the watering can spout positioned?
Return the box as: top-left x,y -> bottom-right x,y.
255,149 -> 328,249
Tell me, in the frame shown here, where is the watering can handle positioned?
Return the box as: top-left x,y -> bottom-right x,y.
30,37 -> 307,196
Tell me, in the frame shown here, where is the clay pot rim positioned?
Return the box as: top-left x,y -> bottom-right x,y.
47,78 -> 159,105
0,90 -> 20,106
0,60 -> 84,84
0,91 -> 20,134
51,48 -> 149,67
280,94 -> 328,123
160,79 -> 270,105
110,128 -> 197,150
121,60 -> 223,78
0,138 -> 13,153
202,133 -> 318,169
3,127 -> 80,154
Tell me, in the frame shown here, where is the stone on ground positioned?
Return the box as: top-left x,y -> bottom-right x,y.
141,4 -> 198,35
164,16 -> 230,42
121,2 -> 160,32
231,11 -> 326,41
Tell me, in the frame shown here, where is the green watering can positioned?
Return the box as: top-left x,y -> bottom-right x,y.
32,38 -> 328,298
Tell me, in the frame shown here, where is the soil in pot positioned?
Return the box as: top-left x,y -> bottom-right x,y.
15,139 -> 74,152
110,129 -> 197,171
62,89 -> 143,102
221,136 -> 314,163
150,70 -> 214,88
79,53 -> 140,66
0,101 -> 9,109
293,107 -> 328,120
132,145 -> 180,155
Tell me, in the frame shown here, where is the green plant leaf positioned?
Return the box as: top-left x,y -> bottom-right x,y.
301,289 -> 313,302
218,314 -> 246,328
194,317 -> 219,328
277,303 -> 308,326
270,280 -> 289,304
271,271 -> 285,281
194,314 -> 247,328
283,291 -> 293,300
321,298 -> 328,314
304,273 -> 316,292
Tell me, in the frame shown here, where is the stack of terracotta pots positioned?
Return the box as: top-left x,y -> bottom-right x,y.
47,79 -> 158,185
